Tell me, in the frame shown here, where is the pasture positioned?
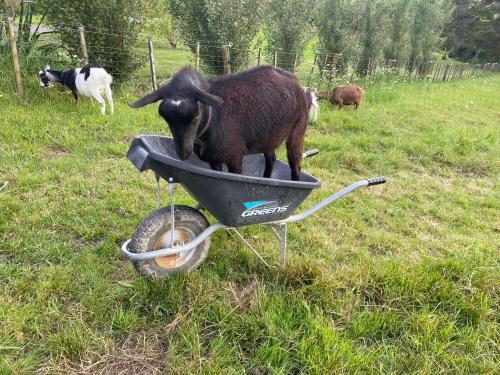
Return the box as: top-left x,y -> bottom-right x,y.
0,74 -> 499,373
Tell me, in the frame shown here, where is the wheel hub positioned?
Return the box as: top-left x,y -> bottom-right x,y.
153,228 -> 191,269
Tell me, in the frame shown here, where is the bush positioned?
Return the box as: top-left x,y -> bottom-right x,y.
316,0 -> 361,73
263,0 -> 316,72
169,0 -> 266,74
39,0 -> 147,81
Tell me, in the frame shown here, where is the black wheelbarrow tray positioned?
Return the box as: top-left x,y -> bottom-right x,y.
120,135 -> 386,277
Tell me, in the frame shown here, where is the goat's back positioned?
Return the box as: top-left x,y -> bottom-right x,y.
209,66 -> 308,153
332,85 -> 364,104
75,67 -> 113,97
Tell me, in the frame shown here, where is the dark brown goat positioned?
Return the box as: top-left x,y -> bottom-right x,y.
318,85 -> 364,109
130,65 -> 315,181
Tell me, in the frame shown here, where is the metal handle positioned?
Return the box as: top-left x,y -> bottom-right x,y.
367,176 -> 386,186
278,177 -> 387,224
302,149 -> 319,159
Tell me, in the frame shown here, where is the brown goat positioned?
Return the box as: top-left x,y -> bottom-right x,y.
318,85 -> 364,109
129,66 -> 316,181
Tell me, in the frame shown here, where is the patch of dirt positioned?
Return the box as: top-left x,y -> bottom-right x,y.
226,280 -> 259,311
0,250 -> 15,264
248,366 -> 273,375
54,332 -> 167,375
45,149 -> 70,159
121,134 -> 135,142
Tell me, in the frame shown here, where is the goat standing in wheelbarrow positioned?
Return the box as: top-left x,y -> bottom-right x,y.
122,66 -> 385,277
129,65 -> 318,181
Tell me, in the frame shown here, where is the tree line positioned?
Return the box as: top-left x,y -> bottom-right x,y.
1,0 -> 499,79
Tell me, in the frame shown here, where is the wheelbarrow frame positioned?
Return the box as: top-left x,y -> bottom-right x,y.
120,176 -> 385,267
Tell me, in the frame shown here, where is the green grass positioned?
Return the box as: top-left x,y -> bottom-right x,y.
1,73 -> 499,374
431,52 -> 463,65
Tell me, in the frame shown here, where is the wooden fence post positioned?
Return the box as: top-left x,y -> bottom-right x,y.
307,54 -> 317,87
350,58 -> 358,83
273,50 -> 277,67
292,51 -> 299,73
195,42 -> 200,71
431,63 -> 438,82
328,53 -> 338,88
222,45 -> 231,74
436,64 -> 442,82
7,17 -> 24,99
442,64 -> 449,82
147,36 -> 157,90
317,52 -> 329,90
78,26 -> 89,65
448,64 -> 455,81
257,48 -> 262,66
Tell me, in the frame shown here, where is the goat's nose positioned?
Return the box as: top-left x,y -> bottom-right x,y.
178,150 -> 191,160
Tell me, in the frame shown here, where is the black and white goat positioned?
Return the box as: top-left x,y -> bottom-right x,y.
39,62 -> 114,115
130,65 -> 317,181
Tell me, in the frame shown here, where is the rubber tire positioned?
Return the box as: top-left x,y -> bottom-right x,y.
129,205 -> 211,278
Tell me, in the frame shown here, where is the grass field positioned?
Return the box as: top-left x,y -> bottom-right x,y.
0,72 -> 499,374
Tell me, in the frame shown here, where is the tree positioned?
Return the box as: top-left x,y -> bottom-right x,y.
39,0 -> 146,80
263,0 -> 317,71
1,0 -> 48,56
408,0 -> 450,72
356,0 -> 388,75
444,0 -> 500,62
142,0 -> 180,49
316,0 -> 361,73
169,0 -> 266,74
384,0 -> 413,64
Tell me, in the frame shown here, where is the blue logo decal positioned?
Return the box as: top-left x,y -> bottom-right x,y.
243,200 -> 268,209
241,200 -> 288,218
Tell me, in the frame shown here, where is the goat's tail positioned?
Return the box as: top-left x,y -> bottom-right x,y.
306,88 -> 319,123
106,73 -> 113,86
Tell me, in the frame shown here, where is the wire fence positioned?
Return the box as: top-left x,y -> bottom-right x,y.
1,19 -> 499,99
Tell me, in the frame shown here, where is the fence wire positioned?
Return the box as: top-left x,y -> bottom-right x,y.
1,21 -> 499,98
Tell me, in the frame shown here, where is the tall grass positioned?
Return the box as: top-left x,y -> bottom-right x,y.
0,72 -> 499,373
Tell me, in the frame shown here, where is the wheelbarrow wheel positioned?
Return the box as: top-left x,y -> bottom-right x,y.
129,205 -> 211,277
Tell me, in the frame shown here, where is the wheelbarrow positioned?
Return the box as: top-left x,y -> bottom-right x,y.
120,135 -> 386,277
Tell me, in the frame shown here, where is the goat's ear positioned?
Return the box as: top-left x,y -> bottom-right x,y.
129,90 -> 164,108
191,86 -> 223,108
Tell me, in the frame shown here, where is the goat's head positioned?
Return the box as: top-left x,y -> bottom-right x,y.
129,67 -> 223,160
38,64 -> 51,88
38,64 -> 61,88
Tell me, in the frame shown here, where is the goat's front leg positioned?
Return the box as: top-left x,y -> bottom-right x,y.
209,162 -> 222,172
263,151 -> 276,178
226,156 -> 243,175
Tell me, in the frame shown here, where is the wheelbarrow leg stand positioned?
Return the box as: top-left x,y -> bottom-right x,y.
231,223 -> 288,268
231,228 -> 271,268
267,224 -> 288,266
279,224 -> 287,267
